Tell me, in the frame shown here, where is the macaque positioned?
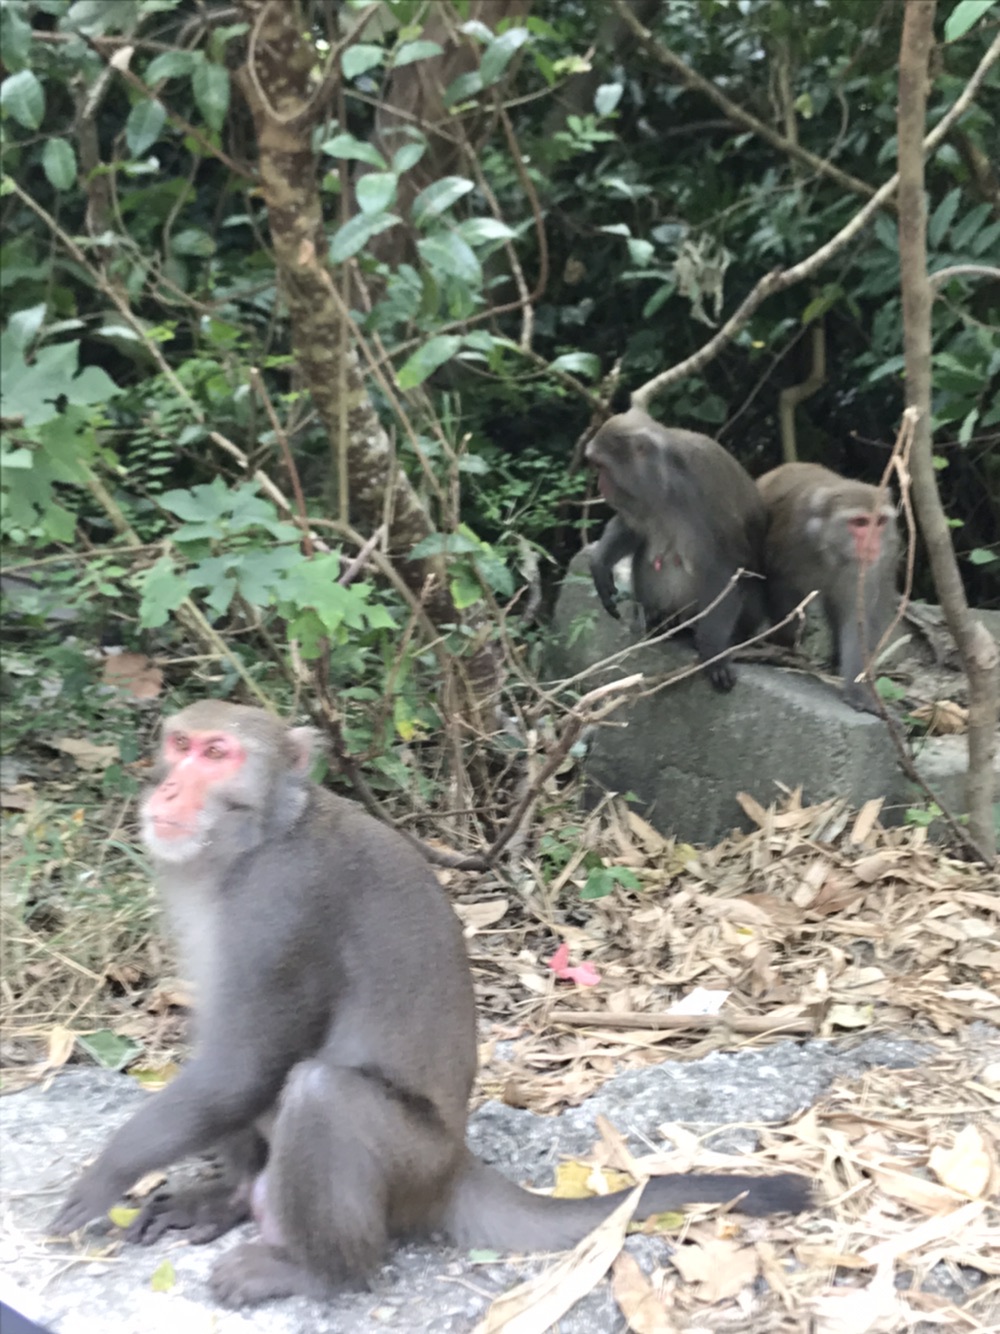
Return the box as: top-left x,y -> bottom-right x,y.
54,703 -> 811,1307
585,409 -> 767,691
756,463 -> 899,713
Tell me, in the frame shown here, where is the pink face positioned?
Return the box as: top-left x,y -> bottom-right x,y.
143,728 -> 247,847
847,512 -> 888,566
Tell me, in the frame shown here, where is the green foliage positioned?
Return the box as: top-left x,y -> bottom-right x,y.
2,0 -> 998,807
580,865 -> 641,901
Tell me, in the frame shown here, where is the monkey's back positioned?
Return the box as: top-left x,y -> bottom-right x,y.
757,463 -> 895,581
218,785 -> 478,1136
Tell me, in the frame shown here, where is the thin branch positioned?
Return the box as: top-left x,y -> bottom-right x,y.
929,264 -> 1000,293
632,29 -> 1000,409
612,0 -> 883,207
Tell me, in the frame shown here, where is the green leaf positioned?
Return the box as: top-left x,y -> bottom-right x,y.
959,407 -> 979,444
627,237 -> 654,267
944,0 -> 994,42
968,547 -> 997,565
580,865 -> 640,900
410,532 -> 480,559
416,233 -> 481,285
356,171 -> 398,215
412,175 -> 475,225
480,27 -> 529,86
192,60 -> 229,132
928,186 -> 961,247
342,43 -> 384,79
321,133 -> 387,169
396,335 -> 462,389
145,51 -> 198,82
950,202 -> 993,251
450,568 -> 482,609
641,284 -> 674,319
1,69 -> 44,130
171,228 -> 215,257
443,69 -> 483,107
550,351 -> 600,380
150,1260 -> 177,1293
392,141 -> 426,173
77,1030 -> 143,1070
329,211 -> 400,263
42,139 -> 77,191
456,217 -> 516,244
392,40 -> 444,67
594,82 -> 623,116
0,3 -> 32,67
139,557 -> 191,628
126,99 -> 166,156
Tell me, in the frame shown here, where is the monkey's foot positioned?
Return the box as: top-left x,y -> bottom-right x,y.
843,684 -> 884,716
126,1183 -> 251,1245
209,1242 -> 330,1307
705,660 -> 737,692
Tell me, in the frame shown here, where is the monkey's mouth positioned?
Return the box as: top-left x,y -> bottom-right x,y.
147,815 -> 197,841
596,468 -> 617,501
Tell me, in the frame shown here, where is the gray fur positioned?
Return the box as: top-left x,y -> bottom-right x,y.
53,703 -> 810,1307
757,462 -> 900,713
586,410 -> 767,691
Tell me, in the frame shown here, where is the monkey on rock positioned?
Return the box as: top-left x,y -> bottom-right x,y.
756,463 -> 900,713
585,408 -> 767,691
53,702 -> 811,1307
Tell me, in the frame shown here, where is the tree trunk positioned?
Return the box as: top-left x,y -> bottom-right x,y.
897,0 -> 998,862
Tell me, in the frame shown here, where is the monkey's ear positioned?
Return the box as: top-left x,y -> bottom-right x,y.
288,726 -> 322,773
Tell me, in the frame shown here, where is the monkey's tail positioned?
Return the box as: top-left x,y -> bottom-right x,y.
443,1155 -> 812,1254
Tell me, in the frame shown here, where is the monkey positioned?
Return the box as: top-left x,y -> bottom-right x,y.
585,409 -> 767,692
756,463 -> 900,714
53,703 -> 812,1308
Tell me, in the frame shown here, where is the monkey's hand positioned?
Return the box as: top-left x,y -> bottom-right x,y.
52,1169 -> 119,1236
592,578 -> 622,620
126,1182 -> 251,1245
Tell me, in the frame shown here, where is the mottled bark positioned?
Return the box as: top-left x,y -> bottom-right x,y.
234,0 -> 451,619
897,0 -> 998,862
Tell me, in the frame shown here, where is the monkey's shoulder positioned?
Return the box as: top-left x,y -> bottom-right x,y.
290,786 -> 448,898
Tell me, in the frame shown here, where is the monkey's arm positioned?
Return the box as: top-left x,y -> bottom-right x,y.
124,1124 -> 267,1245
839,590 -> 891,714
52,985 -> 297,1234
588,516 -> 639,619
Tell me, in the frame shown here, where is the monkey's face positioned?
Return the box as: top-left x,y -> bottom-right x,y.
585,426 -> 664,521
141,724 -> 253,863
807,494 -> 896,572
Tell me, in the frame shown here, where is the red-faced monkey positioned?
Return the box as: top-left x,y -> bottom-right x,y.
585,409 -> 767,691
756,463 -> 899,713
54,703 -> 811,1307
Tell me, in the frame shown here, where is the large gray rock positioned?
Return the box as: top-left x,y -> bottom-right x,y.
545,554 -> 997,845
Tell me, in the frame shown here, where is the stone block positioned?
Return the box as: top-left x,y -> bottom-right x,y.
546,554 -> 996,845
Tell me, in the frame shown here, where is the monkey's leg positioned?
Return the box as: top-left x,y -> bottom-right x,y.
209,1059 -> 457,1308
764,578 -> 805,649
127,1125 -> 267,1245
693,582 -> 744,691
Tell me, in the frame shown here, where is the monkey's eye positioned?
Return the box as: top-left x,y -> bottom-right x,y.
203,742 -> 228,760
170,733 -> 190,753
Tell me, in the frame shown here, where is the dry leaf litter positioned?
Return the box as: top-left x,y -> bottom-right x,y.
3,788 -> 998,1332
